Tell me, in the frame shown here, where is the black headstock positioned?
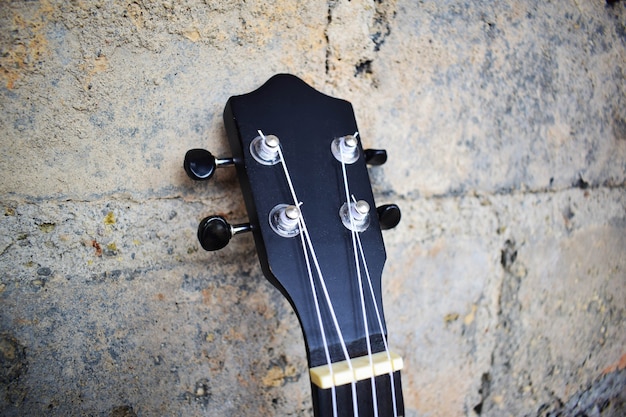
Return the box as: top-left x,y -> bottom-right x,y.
184,74 -> 403,417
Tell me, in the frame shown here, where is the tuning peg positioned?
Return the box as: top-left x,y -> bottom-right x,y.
197,215 -> 252,251
364,149 -> 387,166
377,204 -> 401,230
184,149 -> 234,181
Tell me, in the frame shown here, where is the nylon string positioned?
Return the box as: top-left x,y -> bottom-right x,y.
340,139 -> 378,417
339,132 -> 399,417
354,230 -> 399,417
259,130 -> 355,417
298,221 -> 337,417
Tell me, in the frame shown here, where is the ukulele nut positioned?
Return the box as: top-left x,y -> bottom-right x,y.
251,133 -> 281,165
331,134 -> 360,164
340,200 -> 371,232
269,204 -> 301,237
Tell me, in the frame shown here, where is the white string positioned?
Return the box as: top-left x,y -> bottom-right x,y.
298,220 -> 337,417
259,130 -> 356,415
341,131 -> 399,416
340,147 -> 378,417
300,212 -> 359,417
354,230 -> 399,417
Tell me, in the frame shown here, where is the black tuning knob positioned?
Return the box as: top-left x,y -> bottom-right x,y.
198,216 -> 252,251
184,149 -> 234,181
377,204 -> 401,230
364,149 -> 387,166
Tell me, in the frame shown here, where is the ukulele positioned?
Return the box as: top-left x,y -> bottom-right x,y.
184,74 -> 404,417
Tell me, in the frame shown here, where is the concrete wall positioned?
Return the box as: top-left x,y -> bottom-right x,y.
1,1 -> 624,416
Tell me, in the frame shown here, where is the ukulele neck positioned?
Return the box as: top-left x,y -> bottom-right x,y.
312,370 -> 404,417
186,73 -> 406,417
307,333 -> 405,417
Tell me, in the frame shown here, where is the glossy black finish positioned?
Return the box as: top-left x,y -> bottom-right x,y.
364,149 -> 388,166
377,204 -> 401,230
184,148 -> 217,180
222,74 -> 403,416
197,216 -> 232,251
224,74 -> 386,363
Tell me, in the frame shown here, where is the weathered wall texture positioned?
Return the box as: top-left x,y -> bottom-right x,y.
1,1 -> 625,416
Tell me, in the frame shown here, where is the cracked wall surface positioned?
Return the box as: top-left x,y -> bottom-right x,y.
1,1 -> 625,416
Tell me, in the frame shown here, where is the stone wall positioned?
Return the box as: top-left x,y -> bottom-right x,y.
1,1 -> 624,416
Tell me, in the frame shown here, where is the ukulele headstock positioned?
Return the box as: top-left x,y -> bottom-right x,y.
184,74 -> 404,416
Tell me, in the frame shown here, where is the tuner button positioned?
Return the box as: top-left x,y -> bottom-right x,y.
184,149 -> 234,181
198,216 -> 232,251
197,216 -> 252,251
364,149 -> 388,166
185,149 -> 217,181
377,204 -> 401,230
